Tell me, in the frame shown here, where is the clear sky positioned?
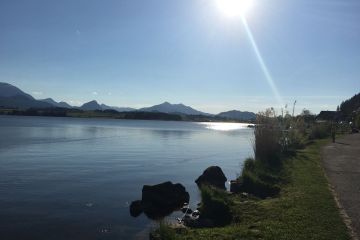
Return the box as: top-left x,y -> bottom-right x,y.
0,0 -> 359,114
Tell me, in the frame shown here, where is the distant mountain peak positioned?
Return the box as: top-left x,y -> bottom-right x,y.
140,101 -> 211,116
40,98 -> 56,103
0,82 -> 34,100
0,82 -> 54,109
80,100 -> 102,111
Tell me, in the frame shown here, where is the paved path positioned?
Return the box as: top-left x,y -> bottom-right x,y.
322,133 -> 360,239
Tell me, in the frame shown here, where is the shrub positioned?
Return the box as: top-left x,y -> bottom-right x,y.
286,129 -> 306,152
199,186 -> 232,226
254,109 -> 282,167
309,123 -> 331,140
243,157 -> 256,172
239,164 -> 280,199
354,113 -> 360,129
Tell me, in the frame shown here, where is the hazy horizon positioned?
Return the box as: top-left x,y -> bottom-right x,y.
1,0 -> 359,114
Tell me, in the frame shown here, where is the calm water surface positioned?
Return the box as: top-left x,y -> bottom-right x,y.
0,116 -> 254,240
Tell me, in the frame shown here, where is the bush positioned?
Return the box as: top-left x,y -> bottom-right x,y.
354,113 -> 360,129
199,186 -> 232,226
286,129 -> 306,152
234,109 -> 284,198
236,108 -> 310,199
254,109 -> 282,167
239,162 -> 280,199
309,123 -> 331,140
243,157 -> 256,172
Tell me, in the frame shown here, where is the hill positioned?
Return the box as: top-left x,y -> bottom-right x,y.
100,104 -> 135,112
0,82 -> 34,99
340,93 -> 360,116
140,102 -> 210,116
40,98 -> 72,108
80,100 -> 102,111
0,83 -> 52,109
217,110 -> 256,121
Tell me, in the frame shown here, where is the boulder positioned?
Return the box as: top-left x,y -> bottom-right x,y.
195,166 -> 227,190
142,181 -> 189,208
129,200 -> 143,217
130,181 -> 190,220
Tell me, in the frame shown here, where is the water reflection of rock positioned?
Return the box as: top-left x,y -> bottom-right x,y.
130,181 -> 189,220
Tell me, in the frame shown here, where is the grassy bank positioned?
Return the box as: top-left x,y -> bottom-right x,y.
155,140 -> 350,240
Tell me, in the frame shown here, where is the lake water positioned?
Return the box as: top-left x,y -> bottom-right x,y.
0,116 -> 254,240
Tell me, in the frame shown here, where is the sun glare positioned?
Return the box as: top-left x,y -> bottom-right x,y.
200,122 -> 250,131
216,0 -> 254,18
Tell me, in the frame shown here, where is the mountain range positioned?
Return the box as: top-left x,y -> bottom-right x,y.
40,98 -> 72,108
0,82 -> 52,109
0,82 -> 256,120
139,101 -> 210,116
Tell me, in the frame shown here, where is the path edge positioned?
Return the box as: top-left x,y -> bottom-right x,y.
321,144 -> 359,240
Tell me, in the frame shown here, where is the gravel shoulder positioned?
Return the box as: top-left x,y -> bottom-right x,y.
322,134 -> 360,239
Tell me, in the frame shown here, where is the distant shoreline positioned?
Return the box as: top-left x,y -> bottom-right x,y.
0,108 -> 255,124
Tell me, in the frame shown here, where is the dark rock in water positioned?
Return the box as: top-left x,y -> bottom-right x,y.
130,181 -> 190,220
195,166 -> 227,189
142,181 -> 189,207
129,200 -> 143,217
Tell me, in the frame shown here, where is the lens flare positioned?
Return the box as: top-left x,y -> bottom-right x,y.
241,17 -> 284,108
216,0 -> 254,18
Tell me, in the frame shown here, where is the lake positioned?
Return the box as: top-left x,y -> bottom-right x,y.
0,115 -> 254,240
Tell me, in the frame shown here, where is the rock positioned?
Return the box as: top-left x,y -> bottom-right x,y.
129,200 -> 143,217
195,166 -> 227,189
192,210 -> 200,217
141,181 -> 190,220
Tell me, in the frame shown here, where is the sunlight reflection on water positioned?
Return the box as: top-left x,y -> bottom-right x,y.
199,122 -> 253,131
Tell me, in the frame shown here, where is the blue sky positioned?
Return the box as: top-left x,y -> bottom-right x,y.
0,0 -> 359,114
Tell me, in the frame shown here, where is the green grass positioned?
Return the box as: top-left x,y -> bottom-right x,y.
158,140 -> 350,240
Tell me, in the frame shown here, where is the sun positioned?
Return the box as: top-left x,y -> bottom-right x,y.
216,0 -> 254,18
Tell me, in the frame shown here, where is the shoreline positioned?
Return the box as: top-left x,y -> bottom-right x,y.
154,139 -> 352,240
0,109 -> 255,124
